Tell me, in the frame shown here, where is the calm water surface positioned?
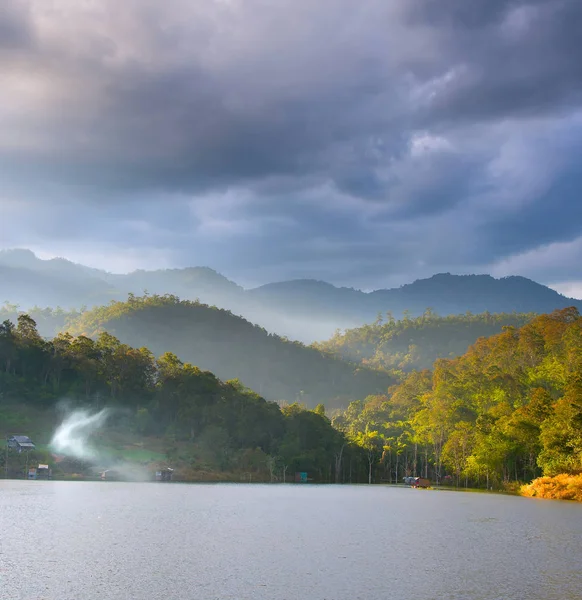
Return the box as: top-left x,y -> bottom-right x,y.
1,481 -> 581,600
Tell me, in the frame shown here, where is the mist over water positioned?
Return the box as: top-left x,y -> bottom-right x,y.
50,408 -> 111,460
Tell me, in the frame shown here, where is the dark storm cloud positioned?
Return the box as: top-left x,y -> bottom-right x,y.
411,0 -> 582,123
1,0 -> 582,289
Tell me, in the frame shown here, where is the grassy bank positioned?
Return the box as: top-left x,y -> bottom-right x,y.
520,474 -> 582,502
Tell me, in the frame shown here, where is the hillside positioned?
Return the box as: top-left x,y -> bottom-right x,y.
0,317 -> 351,483
66,295 -> 393,408
4,305 -> 582,490
333,307 -> 582,490
0,263 -> 118,309
314,311 -> 535,374
1,249 -> 580,343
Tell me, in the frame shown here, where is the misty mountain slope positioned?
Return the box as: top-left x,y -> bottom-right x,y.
251,274 -> 582,322
370,274 -> 578,316
314,311 -> 537,373
0,248 -> 105,279
67,295 -> 394,409
247,279 -> 365,314
109,267 -> 244,301
0,264 -> 119,309
2,249 -> 581,343
0,250 -> 244,308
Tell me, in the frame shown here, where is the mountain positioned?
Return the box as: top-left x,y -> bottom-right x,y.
369,273 -> 577,315
66,295 -> 394,409
0,261 -> 118,309
108,266 -> 243,302
249,273 -> 582,325
1,249 -> 580,342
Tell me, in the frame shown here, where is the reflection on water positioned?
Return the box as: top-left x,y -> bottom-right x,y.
1,481 -> 581,600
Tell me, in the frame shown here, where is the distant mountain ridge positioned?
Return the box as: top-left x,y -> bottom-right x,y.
1,249 -> 580,342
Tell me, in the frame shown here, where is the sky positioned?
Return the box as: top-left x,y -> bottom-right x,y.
1,0 -> 581,295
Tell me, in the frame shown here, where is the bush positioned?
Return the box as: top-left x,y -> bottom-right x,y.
521,474 -> 582,502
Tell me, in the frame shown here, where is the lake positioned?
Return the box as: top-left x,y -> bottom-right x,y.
1,481 -> 581,600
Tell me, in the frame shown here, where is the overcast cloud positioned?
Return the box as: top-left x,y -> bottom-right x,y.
1,0 -> 581,293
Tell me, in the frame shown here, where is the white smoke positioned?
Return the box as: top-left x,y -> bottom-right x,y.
50,408 -> 111,460
50,406 -> 153,482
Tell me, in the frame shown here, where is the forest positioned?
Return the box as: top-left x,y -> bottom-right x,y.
0,297 -> 393,408
332,307 -> 582,490
0,301 -> 537,405
1,304 -> 581,492
314,310 -> 534,375
0,312 -> 368,482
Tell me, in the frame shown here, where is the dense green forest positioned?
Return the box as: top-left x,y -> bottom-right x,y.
333,307 -> 582,488
63,294 -> 393,408
0,313 -> 366,482
315,311 -> 534,375
2,306 -> 581,490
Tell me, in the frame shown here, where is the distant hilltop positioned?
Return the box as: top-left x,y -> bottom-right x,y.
0,249 -> 580,343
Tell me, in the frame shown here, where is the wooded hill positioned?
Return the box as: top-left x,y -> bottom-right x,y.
65,294 -> 393,408
314,311 -> 535,375
332,307 -> 582,488
0,314 -> 351,482
2,307 -> 582,489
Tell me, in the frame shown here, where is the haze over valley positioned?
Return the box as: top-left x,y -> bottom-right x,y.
2,248 -> 581,343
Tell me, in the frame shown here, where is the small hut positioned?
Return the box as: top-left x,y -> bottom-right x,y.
7,435 -> 36,453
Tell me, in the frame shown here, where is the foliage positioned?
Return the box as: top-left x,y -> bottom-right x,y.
0,313 -> 353,481
5,301 -> 581,490
335,308 -> 582,490
314,310 -> 535,374
521,474 -> 582,502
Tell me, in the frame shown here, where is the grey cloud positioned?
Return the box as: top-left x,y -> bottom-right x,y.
418,1 -> 582,124
1,0 -> 582,290
0,0 -> 431,194
477,169 -> 582,259
0,2 -> 34,50
406,0 -> 543,28
2,0 -> 580,193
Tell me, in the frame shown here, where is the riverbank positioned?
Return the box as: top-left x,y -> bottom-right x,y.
521,474 -> 582,502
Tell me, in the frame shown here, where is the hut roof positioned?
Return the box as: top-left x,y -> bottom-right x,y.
10,435 -> 34,444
